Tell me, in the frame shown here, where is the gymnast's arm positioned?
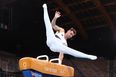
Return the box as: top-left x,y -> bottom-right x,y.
51,11 -> 64,32
51,11 -> 65,63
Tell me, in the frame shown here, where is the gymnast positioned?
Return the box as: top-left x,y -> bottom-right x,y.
42,3 -> 97,63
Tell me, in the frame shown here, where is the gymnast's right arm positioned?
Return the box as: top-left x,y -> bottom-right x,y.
51,11 -> 64,32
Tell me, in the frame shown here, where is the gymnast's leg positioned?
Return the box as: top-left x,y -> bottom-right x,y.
49,42 -> 97,60
42,4 -> 97,60
43,4 -> 57,46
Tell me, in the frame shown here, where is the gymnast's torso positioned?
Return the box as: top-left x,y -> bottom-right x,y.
55,31 -> 68,46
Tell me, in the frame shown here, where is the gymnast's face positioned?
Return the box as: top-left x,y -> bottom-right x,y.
65,29 -> 76,39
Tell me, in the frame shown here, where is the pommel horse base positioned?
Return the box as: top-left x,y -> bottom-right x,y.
19,55 -> 74,77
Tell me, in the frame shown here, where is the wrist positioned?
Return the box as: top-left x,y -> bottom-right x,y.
54,17 -> 58,19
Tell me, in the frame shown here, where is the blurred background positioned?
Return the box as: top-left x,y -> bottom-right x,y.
0,0 -> 116,77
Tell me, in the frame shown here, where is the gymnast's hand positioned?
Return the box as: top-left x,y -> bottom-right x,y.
54,11 -> 61,19
42,3 -> 47,9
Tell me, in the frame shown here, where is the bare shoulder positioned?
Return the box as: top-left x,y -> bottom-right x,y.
59,27 -> 65,32
53,25 -> 65,32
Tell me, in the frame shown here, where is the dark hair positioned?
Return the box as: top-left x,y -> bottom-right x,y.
69,27 -> 77,35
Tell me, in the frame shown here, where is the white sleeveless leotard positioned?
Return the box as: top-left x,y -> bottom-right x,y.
55,31 -> 67,46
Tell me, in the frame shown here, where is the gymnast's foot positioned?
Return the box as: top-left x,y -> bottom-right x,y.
42,3 -> 47,8
88,55 -> 97,60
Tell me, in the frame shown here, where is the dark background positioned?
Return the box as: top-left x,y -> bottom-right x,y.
0,0 -> 116,59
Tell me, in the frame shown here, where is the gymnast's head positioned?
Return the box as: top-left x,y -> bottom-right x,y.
65,27 -> 77,39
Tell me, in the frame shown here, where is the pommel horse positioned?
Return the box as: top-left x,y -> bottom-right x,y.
19,55 -> 74,77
